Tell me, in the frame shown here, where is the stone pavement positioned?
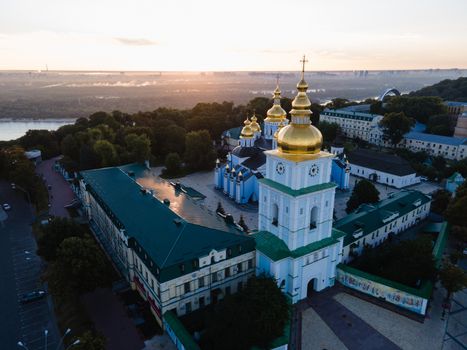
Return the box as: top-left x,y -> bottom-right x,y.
36,156 -> 75,218
444,288 -> 467,349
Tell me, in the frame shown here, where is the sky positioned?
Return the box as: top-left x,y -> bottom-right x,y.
1,0 -> 466,71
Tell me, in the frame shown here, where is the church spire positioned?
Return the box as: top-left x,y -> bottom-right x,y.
265,75 -> 287,122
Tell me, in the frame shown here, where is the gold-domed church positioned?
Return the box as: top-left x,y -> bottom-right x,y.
216,56 -> 345,302
253,56 -> 345,303
215,78 -> 290,204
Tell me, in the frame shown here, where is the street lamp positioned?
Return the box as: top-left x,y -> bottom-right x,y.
55,328 -> 71,350
44,329 -> 48,350
17,341 -> 30,350
64,339 -> 80,349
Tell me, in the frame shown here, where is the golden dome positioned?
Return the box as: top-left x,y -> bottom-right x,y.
273,121 -> 285,139
250,113 -> 261,133
240,117 -> 254,138
277,56 -> 323,155
266,85 -> 287,121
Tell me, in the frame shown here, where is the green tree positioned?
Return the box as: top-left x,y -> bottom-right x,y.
439,263 -> 467,300
379,112 -> 414,146
246,97 -> 271,119
325,98 -> 356,110
125,133 -> 151,163
318,121 -> 340,144
93,140 -> 117,167
201,276 -> 289,350
430,190 -> 451,215
346,179 -> 380,213
37,217 -> 85,261
61,134 -> 80,161
446,182 -> 467,228
426,114 -> 454,136
164,152 -> 182,176
49,236 -> 112,298
184,130 -> 216,171
385,96 -> 447,124
73,331 -> 106,350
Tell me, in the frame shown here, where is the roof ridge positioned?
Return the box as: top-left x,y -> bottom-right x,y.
161,222 -> 188,268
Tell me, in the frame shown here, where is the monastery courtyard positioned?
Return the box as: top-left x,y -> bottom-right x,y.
156,167 -> 442,230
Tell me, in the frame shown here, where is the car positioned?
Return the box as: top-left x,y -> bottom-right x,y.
11,183 -> 16,190
2,203 -> 11,211
20,290 -> 47,304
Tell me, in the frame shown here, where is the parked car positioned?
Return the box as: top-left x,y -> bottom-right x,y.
2,203 -> 11,211
11,183 -> 16,190
20,290 -> 47,304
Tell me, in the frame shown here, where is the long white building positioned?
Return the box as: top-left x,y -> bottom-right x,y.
79,163 -> 255,326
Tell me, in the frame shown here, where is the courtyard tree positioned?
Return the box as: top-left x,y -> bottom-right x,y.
439,263 -> 467,300
164,152 -> 182,176
346,179 -> 380,213
379,112 -> 414,146
317,121 -> 340,144
430,190 -> 452,216
184,130 -> 217,171
73,331 -> 106,350
201,275 -> 289,350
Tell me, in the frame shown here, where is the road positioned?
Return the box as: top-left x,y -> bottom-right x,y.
0,181 -> 60,350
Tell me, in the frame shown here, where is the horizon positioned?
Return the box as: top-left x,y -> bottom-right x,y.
1,0 -> 467,71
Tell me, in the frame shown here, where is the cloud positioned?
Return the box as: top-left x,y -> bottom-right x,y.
114,37 -> 158,46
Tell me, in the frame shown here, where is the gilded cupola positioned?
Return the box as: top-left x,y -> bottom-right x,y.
277,56 -> 323,155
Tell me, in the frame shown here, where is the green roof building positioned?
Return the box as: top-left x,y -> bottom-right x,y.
79,163 -> 255,326
334,190 -> 431,262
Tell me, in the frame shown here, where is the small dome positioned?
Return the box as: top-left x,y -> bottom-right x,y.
266,86 -> 287,121
250,113 -> 261,133
240,117 -> 254,138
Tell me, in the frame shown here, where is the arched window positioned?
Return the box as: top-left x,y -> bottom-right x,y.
310,206 -> 318,229
272,203 -> 279,226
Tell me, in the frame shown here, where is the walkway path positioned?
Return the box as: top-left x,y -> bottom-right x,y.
36,157 -> 75,218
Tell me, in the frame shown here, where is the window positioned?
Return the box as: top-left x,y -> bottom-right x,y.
225,286 -> 231,295
180,264 -> 185,273
272,203 -> 279,226
185,302 -> 192,313
199,297 -> 205,308
192,259 -> 198,269
198,276 -> 205,288
212,272 -> 218,283
238,282 -> 243,291
184,282 -> 191,294
237,262 -> 243,273
248,259 -> 253,270
310,206 -> 318,229
225,267 -> 230,278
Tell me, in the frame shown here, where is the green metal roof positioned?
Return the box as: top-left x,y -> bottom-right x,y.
80,164 -> 254,282
447,171 -> 464,182
253,230 -> 342,262
334,190 -> 431,246
163,311 -> 200,350
259,178 -> 336,198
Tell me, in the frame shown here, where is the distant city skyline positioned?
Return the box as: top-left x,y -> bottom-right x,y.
1,0 -> 467,71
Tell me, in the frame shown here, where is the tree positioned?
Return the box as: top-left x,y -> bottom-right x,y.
246,97 -> 271,119
446,182 -> 467,228
164,152 -> 182,176
37,217 -> 85,261
439,263 -> 467,300
73,331 -> 106,350
385,96 -> 447,124
125,133 -> 151,163
49,236 -> 113,298
379,112 -> 414,146
318,121 -> 340,144
61,134 -> 80,161
201,276 -> 289,350
430,190 -> 451,215
325,98 -> 356,110
346,179 -> 380,213
93,140 -> 117,167
426,114 -> 454,136
184,130 -> 216,171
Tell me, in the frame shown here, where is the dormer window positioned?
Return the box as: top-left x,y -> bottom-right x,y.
180,264 -> 185,272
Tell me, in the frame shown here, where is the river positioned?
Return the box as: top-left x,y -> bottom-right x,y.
0,119 -> 75,141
